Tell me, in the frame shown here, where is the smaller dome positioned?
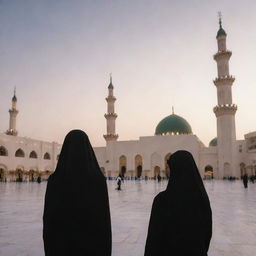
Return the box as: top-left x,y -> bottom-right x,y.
108,82 -> 113,89
217,27 -> 226,37
209,137 -> 217,147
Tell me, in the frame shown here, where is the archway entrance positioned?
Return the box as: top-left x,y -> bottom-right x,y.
0,168 -> 5,181
136,165 -> 142,178
154,166 -> 160,178
121,166 -> 126,177
16,169 -> 23,182
204,165 -> 213,179
119,155 -> 127,177
135,155 -> 143,178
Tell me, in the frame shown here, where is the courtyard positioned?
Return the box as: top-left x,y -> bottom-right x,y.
0,180 -> 255,256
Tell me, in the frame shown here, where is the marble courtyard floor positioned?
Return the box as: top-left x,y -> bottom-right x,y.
0,180 -> 255,256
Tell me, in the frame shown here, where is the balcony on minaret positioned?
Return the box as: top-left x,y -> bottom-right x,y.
103,134 -> 119,141
213,104 -> 237,117
213,50 -> 232,61
104,113 -> 117,118
213,75 -> 235,86
105,95 -> 116,102
6,128 -> 18,136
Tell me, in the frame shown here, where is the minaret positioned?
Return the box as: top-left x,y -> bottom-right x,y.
103,75 -> 118,142
6,88 -> 19,136
213,15 -> 237,178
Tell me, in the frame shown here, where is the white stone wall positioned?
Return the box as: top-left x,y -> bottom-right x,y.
95,134 -> 203,178
0,133 -> 61,180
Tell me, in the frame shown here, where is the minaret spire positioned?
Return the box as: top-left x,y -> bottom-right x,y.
103,75 -> 118,142
218,11 -> 222,28
6,88 -> 19,136
213,17 -> 237,178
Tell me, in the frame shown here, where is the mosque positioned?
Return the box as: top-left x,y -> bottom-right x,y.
1,19 -> 256,181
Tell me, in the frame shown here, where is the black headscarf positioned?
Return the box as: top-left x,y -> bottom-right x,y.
144,150 -> 212,256
43,130 -> 111,256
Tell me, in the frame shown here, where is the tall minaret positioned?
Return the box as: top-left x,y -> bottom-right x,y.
213,15 -> 237,178
103,75 -> 118,142
6,88 -> 19,136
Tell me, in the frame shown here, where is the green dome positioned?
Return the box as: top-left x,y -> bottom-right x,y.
217,27 -> 226,37
155,114 -> 192,135
209,137 -> 217,147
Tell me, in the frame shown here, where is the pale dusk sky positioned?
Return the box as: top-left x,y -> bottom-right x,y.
0,0 -> 256,147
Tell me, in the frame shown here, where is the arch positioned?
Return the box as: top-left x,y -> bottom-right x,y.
15,148 -> 25,157
135,154 -> 143,178
154,166 -> 161,177
0,164 -> 8,181
204,165 -> 213,179
224,162 -> 231,177
164,153 -> 172,178
28,169 -> 37,181
44,152 -> 51,160
240,162 -> 246,177
15,166 -> 25,182
29,151 -> 37,159
119,155 -> 127,176
0,146 -> 8,156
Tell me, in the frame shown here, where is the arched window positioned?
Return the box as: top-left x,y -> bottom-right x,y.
15,148 -> 25,157
0,146 -> 8,156
29,151 -> 37,159
44,152 -> 51,160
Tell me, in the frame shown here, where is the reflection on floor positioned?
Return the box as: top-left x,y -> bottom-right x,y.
0,180 -> 255,256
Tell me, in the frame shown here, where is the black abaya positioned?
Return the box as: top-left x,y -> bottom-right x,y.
144,150 -> 212,256
43,130 -> 111,256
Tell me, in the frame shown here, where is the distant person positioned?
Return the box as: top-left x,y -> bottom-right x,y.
37,176 -> 41,183
144,150 -> 212,256
43,130 -> 111,256
116,175 -> 122,190
157,174 -> 161,183
242,173 -> 248,188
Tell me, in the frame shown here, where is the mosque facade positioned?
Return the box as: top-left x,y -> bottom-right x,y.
1,20 -> 256,181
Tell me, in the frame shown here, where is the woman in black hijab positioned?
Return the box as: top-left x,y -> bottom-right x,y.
43,130 -> 111,256
144,150 -> 212,256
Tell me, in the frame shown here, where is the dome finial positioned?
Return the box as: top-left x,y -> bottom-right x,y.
218,11 -> 222,28
172,106 -> 174,114
110,73 -> 112,83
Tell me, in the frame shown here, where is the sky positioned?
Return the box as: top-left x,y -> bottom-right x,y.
0,0 -> 256,147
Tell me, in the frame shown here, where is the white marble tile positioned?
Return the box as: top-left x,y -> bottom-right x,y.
0,180 -> 255,256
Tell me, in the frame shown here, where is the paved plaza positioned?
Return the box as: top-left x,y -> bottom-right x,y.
0,180 -> 255,256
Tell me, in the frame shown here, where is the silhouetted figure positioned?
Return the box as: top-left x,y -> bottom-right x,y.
145,150 -> 212,256
43,130 -> 111,256
242,173 -> 248,188
157,174 -> 161,183
37,176 -> 41,183
116,175 -> 122,190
